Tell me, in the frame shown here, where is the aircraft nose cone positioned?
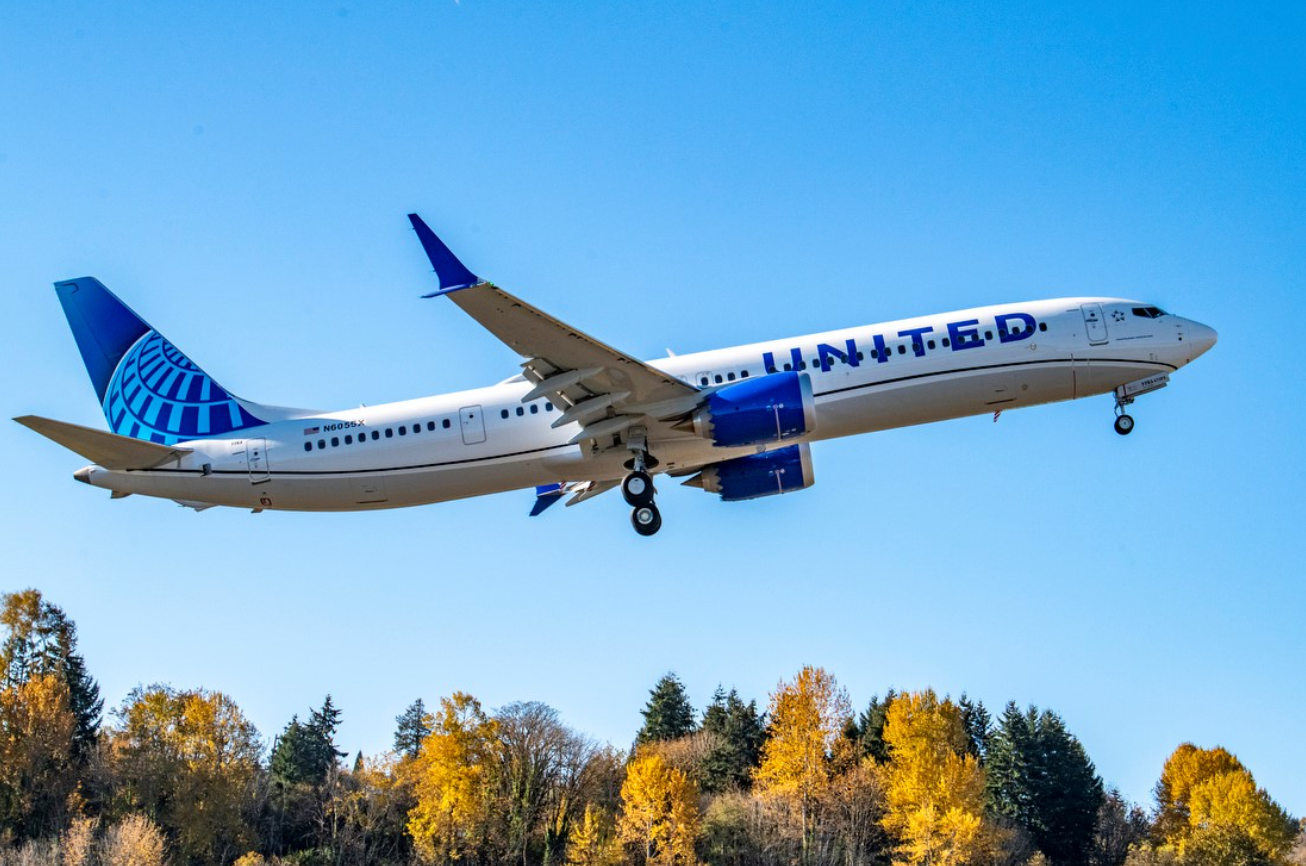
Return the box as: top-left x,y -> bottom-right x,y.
1189,321 -> 1218,359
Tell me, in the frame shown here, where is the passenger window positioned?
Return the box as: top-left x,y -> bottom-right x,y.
544,402 -> 553,411
741,370 -> 750,378
371,430 -> 379,440
857,352 -> 864,361
714,374 -> 723,383
332,437 -> 339,447
318,439 -> 326,449
783,363 -> 792,371
897,345 -> 905,355
942,337 -> 951,347
427,421 -> 436,431
927,339 -> 935,349
985,331 -> 993,340
501,409 -> 510,419
870,349 -> 878,359
304,442 -> 312,452
727,372 -> 735,381
912,342 -> 921,353
385,428 -> 393,438
530,404 -> 538,414
516,406 -> 525,416
700,377 -> 709,386
398,426 -> 407,436
411,424 -> 419,434
443,419 -> 451,428
1039,322 -> 1047,332
345,434 -> 353,444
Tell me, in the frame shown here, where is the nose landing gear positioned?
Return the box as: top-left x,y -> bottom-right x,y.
1114,413 -> 1135,435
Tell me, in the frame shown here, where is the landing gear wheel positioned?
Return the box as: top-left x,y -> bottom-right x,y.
631,503 -> 662,536
1114,414 -> 1135,436
622,470 -> 654,506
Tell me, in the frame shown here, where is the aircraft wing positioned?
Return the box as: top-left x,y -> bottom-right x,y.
409,214 -> 702,446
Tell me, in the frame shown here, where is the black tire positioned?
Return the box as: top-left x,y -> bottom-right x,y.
1114,414 -> 1135,436
622,470 -> 655,506
631,504 -> 662,536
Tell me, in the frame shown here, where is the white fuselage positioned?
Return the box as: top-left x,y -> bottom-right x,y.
76,297 -> 1215,511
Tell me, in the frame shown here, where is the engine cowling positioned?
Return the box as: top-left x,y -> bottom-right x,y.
687,371 -> 816,447
688,443 -> 816,502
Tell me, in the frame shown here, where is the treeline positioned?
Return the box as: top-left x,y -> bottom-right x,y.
1,589 -> 1302,866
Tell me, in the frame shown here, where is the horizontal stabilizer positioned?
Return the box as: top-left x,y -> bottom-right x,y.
14,415 -> 192,470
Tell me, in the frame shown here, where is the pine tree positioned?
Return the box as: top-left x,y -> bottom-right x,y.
854,689 -> 896,762
635,673 -> 696,746
394,698 -> 431,760
958,692 -> 991,762
307,694 -> 347,777
270,696 -> 346,787
1,589 -> 102,756
699,686 -> 765,793
986,702 -> 1104,866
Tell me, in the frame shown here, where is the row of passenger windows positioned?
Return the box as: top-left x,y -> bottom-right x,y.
304,418 -> 453,451
501,401 -> 554,419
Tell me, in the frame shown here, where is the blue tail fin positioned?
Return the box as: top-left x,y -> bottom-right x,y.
54,278 -> 267,444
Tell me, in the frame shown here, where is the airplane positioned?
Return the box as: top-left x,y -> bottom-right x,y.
16,214 -> 1217,536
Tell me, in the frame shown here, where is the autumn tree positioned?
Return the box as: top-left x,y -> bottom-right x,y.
0,674 -> 78,841
1,589 -> 101,758
567,803 -> 622,866
395,698 -> 432,761
618,752 -> 699,865
405,691 -> 501,864
320,752 -> 415,865
985,702 -> 1103,865
878,689 -> 993,866
636,674 -> 696,747
107,685 -> 261,866
699,687 -> 765,794
753,665 -> 852,861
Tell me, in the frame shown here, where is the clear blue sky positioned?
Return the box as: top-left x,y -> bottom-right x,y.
3,2 -> 1303,816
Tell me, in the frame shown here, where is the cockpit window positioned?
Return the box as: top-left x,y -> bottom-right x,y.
1132,306 -> 1167,319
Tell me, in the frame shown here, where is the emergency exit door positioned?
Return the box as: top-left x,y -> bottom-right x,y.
1081,303 -> 1109,345
245,438 -> 270,483
460,406 -> 486,445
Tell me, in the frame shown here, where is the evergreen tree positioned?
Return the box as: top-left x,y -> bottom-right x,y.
269,696 -> 346,787
307,694 -> 347,776
853,689 -> 896,762
958,692 -> 991,762
393,697 -> 431,759
0,589 -> 102,756
699,686 -> 765,792
634,672 -> 696,746
986,702 -> 1104,866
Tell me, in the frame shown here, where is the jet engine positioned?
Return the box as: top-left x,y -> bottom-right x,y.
683,443 -> 815,502
681,371 -> 816,447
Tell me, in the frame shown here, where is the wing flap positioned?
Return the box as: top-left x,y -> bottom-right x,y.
15,415 -> 193,470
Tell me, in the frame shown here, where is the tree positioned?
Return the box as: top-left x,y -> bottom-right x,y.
635,674 -> 696,747
957,693 -> 990,763
699,687 -> 765,794
395,698 -> 432,761
1153,744 -> 1296,862
0,674 -> 78,840
753,665 -> 852,861
567,803 -> 622,866
878,689 -> 993,866
1,589 -> 102,757
850,690 -> 896,763
108,684 -> 262,866
618,752 -> 699,865
405,691 -> 501,864
985,702 -> 1103,865
1090,788 -> 1150,866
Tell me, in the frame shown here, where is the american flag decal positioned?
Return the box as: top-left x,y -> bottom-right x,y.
303,426 -> 320,436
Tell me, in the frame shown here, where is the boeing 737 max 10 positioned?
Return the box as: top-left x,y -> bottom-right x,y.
17,215 -> 1218,535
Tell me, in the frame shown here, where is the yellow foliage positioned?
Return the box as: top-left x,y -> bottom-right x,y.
753,665 -> 851,838
878,690 -> 991,866
404,692 -> 500,863
0,674 -> 77,836
618,752 -> 699,865
567,803 -> 622,866
1154,744 -> 1296,860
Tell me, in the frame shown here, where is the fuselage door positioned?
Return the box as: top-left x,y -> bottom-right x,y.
1081,303 -> 1109,345
246,438 -> 270,483
460,405 -> 486,445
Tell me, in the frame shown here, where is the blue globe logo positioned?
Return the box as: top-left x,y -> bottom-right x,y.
103,330 -> 262,444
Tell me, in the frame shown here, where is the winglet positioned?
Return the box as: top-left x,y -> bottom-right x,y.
529,483 -> 566,517
408,214 -> 481,296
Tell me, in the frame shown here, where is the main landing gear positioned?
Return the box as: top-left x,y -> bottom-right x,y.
623,432 -> 662,536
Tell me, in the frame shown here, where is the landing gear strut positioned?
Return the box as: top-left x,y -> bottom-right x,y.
1113,392 -> 1135,436
623,429 -> 662,536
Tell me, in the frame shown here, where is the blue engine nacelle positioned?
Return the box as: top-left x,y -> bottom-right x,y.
687,371 -> 816,447
687,443 -> 816,502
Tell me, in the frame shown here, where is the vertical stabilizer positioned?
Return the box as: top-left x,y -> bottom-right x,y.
54,278 -> 267,444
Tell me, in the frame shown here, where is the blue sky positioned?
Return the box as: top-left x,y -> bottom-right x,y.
2,2 -> 1303,816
